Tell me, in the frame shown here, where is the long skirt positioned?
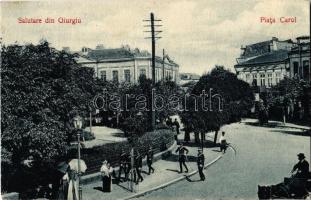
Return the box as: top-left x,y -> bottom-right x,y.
102,176 -> 112,192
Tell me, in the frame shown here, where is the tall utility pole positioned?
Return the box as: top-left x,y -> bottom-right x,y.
162,49 -> 165,81
143,13 -> 162,130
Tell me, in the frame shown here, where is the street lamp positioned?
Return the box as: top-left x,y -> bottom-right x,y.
73,115 -> 83,200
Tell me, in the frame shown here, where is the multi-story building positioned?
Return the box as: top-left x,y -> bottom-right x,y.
234,37 -> 293,89
76,46 -> 179,84
288,36 -> 310,82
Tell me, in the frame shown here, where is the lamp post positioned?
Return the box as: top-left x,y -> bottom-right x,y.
73,115 -> 83,200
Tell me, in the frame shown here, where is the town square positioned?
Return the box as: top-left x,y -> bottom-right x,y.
1,0 -> 310,199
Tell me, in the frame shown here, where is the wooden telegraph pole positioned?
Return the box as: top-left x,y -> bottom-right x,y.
144,13 -> 162,130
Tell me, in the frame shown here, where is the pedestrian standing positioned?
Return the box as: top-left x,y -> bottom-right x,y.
134,151 -> 143,184
147,146 -> 155,174
100,160 -> 112,192
173,118 -> 180,135
175,143 -> 189,173
219,131 -> 227,153
197,149 -> 205,181
118,150 -> 128,183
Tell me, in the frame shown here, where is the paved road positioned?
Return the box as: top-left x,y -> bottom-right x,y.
137,119 -> 310,200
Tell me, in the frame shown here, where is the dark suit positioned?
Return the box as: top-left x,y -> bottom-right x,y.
292,159 -> 309,179
134,154 -> 143,184
197,153 -> 205,180
147,149 -> 154,174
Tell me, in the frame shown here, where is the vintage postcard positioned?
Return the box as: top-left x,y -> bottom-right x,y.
1,0 -> 310,199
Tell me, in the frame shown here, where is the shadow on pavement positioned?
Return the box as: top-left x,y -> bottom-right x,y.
181,140 -> 218,148
162,154 -> 197,162
244,121 -> 310,131
166,169 -> 180,173
93,186 -> 103,192
269,129 -> 310,137
185,176 -> 202,182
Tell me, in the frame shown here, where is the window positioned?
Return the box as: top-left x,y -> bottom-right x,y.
260,74 -> 265,86
293,62 -> 299,76
303,60 -> 310,80
267,73 -> 272,87
140,68 -> 146,77
112,70 -> 119,82
124,69 -> 131,82
275,72 -> 281,84
100,70 -> 106,81
252,74 -> 258,86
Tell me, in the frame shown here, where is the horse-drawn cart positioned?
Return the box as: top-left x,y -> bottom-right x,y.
258,172 -> 311,199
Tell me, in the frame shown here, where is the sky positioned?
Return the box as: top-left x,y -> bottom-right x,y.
1,0 -> 310,75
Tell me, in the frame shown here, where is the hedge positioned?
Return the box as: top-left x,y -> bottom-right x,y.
68,128 -> 175,175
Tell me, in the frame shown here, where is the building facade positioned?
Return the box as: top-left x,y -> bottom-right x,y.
288,36 -> 310,82
235,37 -> 293,89
76,46 -> 179,84
235,36 -> 310,89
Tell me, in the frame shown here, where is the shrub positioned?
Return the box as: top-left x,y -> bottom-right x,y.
72,128 -> 174,174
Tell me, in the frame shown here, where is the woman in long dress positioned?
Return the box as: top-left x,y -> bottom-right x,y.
100,160 -> 112,192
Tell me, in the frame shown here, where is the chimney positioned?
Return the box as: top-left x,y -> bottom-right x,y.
95,44 -> 105,50
272,37 -> 278,41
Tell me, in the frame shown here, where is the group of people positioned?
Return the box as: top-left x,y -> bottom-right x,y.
175,143 -> 206,181
100,146 -> 155,192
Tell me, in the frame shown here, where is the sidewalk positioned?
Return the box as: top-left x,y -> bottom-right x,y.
81,133 -> 222,200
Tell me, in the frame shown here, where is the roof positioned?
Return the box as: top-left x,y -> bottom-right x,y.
236,50 -> 289,66
241,40 -> 271,58
87,48 -> 134,60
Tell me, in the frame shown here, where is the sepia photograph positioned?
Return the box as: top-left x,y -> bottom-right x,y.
1,0 -> 310,199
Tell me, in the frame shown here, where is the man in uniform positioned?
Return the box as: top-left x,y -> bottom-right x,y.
175,143 -> 189,173
147,146 -> 155,175
197,149 -> 205,181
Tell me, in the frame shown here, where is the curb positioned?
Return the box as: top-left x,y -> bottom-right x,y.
118,155 -> 222,200
81,141 -> 177,185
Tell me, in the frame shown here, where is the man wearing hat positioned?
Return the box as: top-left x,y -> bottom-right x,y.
287,153 -> 309,196
197,148 -> 205,181
291,153 -> 309,179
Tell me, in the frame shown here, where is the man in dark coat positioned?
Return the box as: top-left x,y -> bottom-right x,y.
173,119 -> 180,135
134,151 -> 143,184
197,149 -> 205,181
147,146 -> 155,175
291,153 -> 309,179
175,143 -> 189,173
288,153 -> 309,196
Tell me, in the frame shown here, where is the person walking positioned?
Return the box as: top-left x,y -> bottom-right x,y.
175,143 -> 189,173
147,146 -> 155,174
197,149 -> 205,181
134,151 -> 143,184
219,131 -> 227,153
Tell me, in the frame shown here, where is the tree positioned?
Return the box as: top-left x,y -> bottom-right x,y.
265,76 -> 310,122
1,41 -> 98,192
180,66 -> 254,145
